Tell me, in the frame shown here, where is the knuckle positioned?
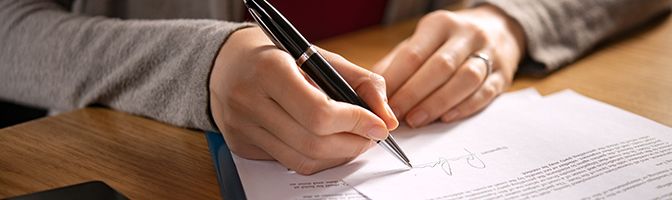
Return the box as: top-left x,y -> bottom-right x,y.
461,21 -> 480,31
424,11 -> 443,20
482,84 -> 497,99
306,103 -> 334,134
256,51 -> 280,68
471,27 -> 488,43
369,72 -> 386,87
463,63 -> 485,85
368,73 -> 388,95
424,11 -> 457,25
401,46 -> 425,65
418,11 -> 439,26
434,53 -> 458,75
462,24 -> 488,47
251,51 -> 284,82
257,50 -> 291,74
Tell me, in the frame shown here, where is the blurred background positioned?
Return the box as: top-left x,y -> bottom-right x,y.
0,0 -> 464,128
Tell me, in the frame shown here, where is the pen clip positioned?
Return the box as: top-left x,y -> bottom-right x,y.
248,8 -> 288,52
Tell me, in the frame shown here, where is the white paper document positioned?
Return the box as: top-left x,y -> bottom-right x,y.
341,90 -> 672,199
230,88 -> 672,200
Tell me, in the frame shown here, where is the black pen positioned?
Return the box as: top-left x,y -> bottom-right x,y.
244,0 -> 412,168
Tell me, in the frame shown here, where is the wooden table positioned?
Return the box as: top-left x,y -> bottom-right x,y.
1,16 -> 671,199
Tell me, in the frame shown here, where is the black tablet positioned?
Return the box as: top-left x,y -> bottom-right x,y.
4,181 -> 128,200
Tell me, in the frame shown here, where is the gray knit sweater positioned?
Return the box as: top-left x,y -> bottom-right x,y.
1,0 -> 669,131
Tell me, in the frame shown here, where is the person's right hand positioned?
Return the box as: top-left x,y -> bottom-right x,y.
209,27 -> 398,175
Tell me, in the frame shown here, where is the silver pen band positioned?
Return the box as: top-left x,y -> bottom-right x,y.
296,45 -> 318,67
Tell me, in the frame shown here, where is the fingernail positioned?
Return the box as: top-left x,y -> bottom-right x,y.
384,103 -> 396,120
384,104 -> 400,130
442,110 -> 460,122
407,110 -> 428,128
367,126 -> 389,140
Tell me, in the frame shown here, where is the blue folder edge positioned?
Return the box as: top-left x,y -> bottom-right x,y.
205,131 -> 247,200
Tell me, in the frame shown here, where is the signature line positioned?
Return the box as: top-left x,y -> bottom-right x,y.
412,148 -> 486,176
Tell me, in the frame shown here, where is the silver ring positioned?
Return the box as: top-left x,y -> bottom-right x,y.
296,45 -> 318,67
470,53 -> 493,79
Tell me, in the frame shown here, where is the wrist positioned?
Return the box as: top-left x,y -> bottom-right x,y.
210,26 -> 259,91
209,26 -> 260,132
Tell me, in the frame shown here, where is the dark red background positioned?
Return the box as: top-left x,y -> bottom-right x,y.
264,0 -> 388,41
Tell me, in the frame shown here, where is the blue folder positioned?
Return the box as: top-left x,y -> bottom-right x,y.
205,131 -> 247,200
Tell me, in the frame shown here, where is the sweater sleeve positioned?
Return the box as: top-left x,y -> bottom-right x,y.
470,0 -> 672,74
0,0 -> 253,131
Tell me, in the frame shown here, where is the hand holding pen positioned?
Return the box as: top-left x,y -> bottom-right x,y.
245,0 -> 411,168
208,17 -> 399,174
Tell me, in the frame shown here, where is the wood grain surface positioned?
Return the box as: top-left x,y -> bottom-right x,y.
0,108 -> 220,199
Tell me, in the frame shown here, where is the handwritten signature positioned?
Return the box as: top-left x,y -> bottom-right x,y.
413,148 -> 486,176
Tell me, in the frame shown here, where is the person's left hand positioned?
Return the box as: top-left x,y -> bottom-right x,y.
373,5 -> 526,127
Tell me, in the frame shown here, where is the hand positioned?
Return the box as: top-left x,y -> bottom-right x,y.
373,5 -> 526,128
209,27 -> 398,175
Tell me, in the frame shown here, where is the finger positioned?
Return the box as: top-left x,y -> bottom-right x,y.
210,86 -> 272,160
371,40 -> 406,74
255,96 -> 373,160
220,125 -> 273,160
215,90 -> 359,173
259,50 -> 389,140
404,54 -> 490,127
381,19 -> 448,95
246,125 -> 354,175
320,50 -> 398,130
441,72 -> 506,122
389,33 -> 484,119
353,72 -> 399,130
